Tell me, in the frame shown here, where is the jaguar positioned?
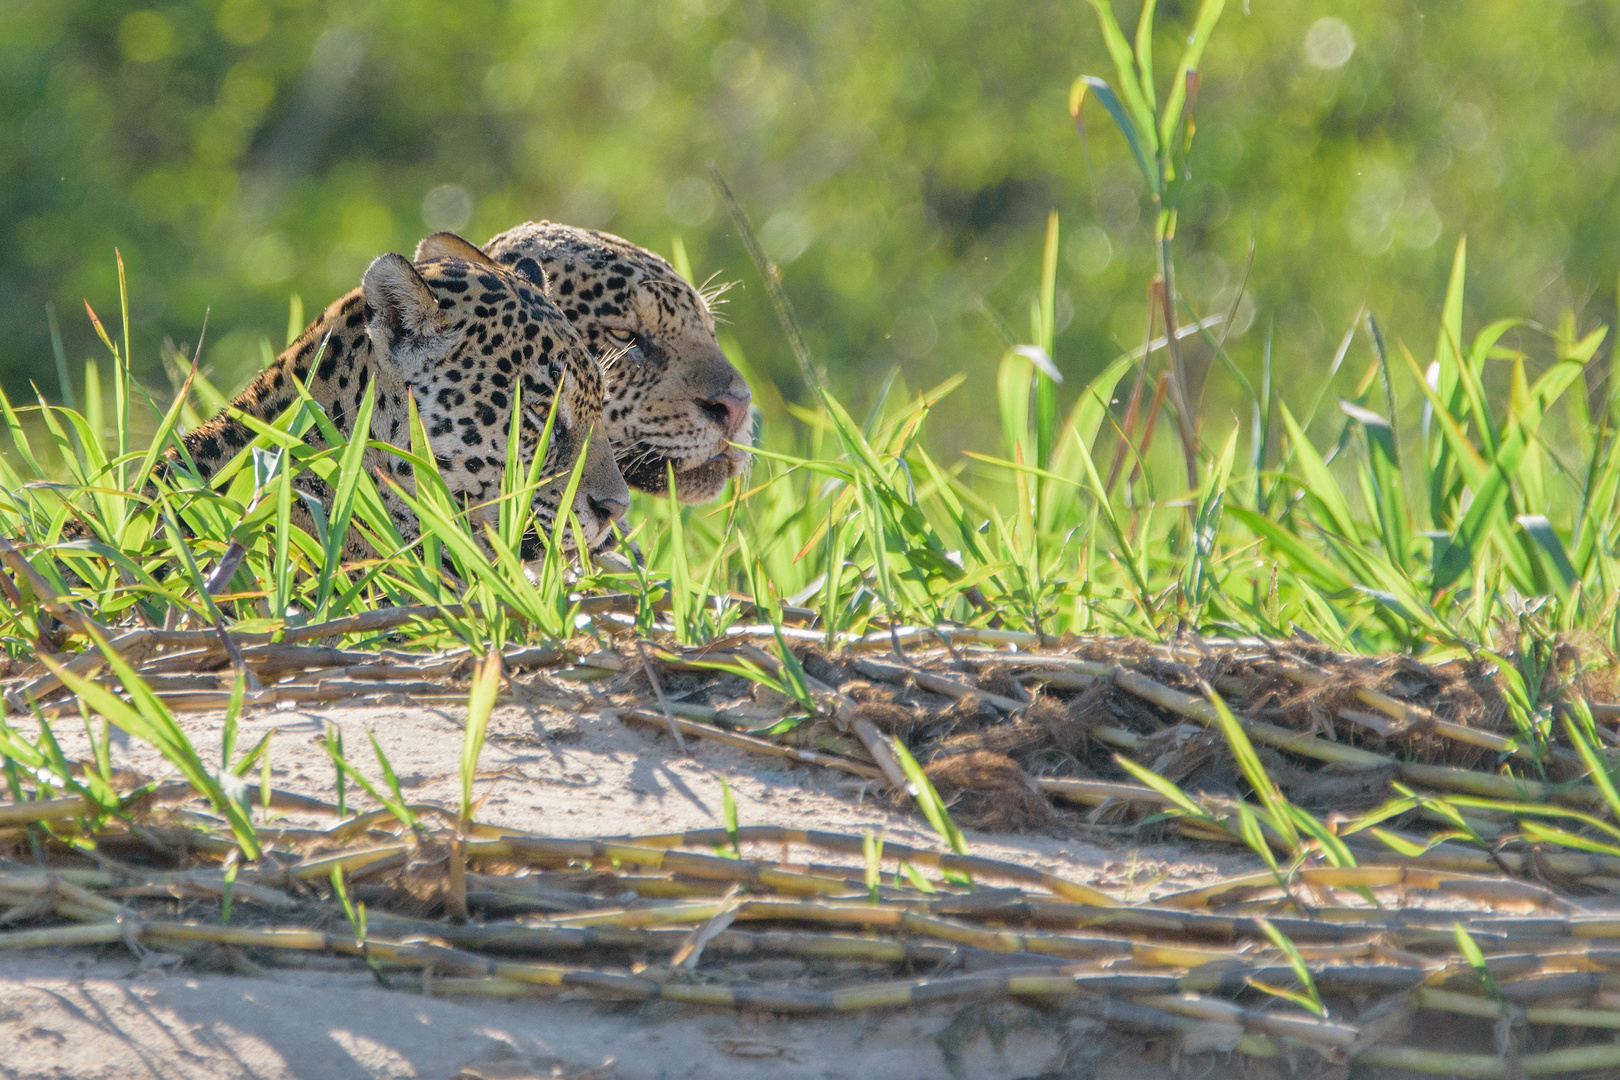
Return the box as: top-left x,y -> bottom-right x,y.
421,221 -> 754,504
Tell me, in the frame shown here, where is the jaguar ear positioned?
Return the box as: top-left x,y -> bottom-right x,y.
511,255 -> 548,290
363,253 -> 443,343
414,231 -> 498,267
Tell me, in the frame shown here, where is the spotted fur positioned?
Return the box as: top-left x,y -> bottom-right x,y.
178,241 -> 628,557
458,222 -> 753,505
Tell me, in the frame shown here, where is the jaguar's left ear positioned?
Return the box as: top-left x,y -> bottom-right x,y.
414,231 -> 500,268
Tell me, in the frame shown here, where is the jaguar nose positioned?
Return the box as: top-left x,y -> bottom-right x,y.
697,389 -> 753,436
587,492 -> 630,529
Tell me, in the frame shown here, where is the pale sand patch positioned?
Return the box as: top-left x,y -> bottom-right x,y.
0,954 -> 1176,1080
1,700 -> 1262,1080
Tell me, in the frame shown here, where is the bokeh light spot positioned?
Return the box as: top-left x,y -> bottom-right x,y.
606,62 -> 656,111
1304,18 -> 1355,70
422,185 -> 474,233
666,178 -> 716,227
216,0 -> 273,46
760,210 -> 814,265
118,11 -> 176,63
242,234 -> 295,287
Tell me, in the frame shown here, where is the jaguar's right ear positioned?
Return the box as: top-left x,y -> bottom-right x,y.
363,253 -> 443,344
414,231 -> 499,267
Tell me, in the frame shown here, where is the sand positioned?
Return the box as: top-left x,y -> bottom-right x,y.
0,698 -> 1269,1080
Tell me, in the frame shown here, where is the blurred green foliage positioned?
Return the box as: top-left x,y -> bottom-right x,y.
2,0 -> 1618,450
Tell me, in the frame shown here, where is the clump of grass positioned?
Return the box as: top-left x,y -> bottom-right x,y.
320,726 -> 418,836
42,631 -> 261,858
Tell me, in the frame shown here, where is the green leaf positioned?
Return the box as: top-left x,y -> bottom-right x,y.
891,739 -> 968,856
1073,76 -> 1157,192
1518,821 -> 1620,858
1516,514 -> 1579,597
1279,401 -> 1357,542
312,381 -> 377,616
1232,800 -> 1278,872
1031,215 -> 1062,471
1132,0 -> 1158,114
1206,686 -> 1299,851
1157,0 -> 1225,150
461,648 -> 501,823
1340,399 -> 1408,570
1227,506 -> 1350,593
1113,754 -> 1213,821
1453,920 -> 1501,1002
1432,462 -> 1513,592
320,726 -> 417,833
897,860 -> 936,894
863,829 -> 883,903
1284,804 -> 1356,869
367,732 -> 414,825
1083,1 -> 1159,158
1254,916 -> 1325,1016
722,775 -> 742,858
1563,702 -> 1620,824
332,866 -> 366,948
1431,237 -> 1469,420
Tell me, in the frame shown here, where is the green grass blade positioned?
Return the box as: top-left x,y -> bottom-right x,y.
1340,399 -> 1408,570
312,382 -> 377,616
1084,0 -> 1158,156
1132,0 -> 1157,113
1073,76 -> 1156,192
1035,211 -> 1060,470
1453,920 -> 1501,1001
1431,237 -> 1468,417
461,648 -> 501,823
366,732 -> 417,831
1516,515 -> 1579,598
1563,702 -> 1620,823
863,829 -> 883,903
722,776 -> 741,858
1206,685 -> 1300,851
1157,0 -> 1225,150
890,739 -> 968,856
1113,754 -> 1213,821
1279,401 -> 1357,542
1254,916 -> 1325,1016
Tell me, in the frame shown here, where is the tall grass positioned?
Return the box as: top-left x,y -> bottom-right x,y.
4,228 -> 1618,667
